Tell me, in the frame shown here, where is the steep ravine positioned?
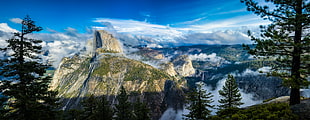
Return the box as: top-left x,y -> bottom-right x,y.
69,55 -> 97,110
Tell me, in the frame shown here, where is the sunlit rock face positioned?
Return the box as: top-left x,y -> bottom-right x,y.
50,30 -> 186,119
162,62 -> 178,77
172,55 -> 195,77
94,30 -> 123,53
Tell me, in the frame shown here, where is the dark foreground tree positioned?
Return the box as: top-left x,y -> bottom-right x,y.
81,95 -> 113,120
0,97 -> 8,118
95,96 -> 114,120
114,86 -> 133,120
81,95 -> 97,119
218,74 -> 243,116
0,15 -> 58,119
241,0 -> 310,105
183,82 -> 214,120
133,99 -> 151,120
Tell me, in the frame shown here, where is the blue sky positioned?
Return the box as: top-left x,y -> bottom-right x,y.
0,0 -> 268,33
0,0 -> 273,66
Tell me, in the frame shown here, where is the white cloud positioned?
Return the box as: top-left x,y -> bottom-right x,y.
93,18 -> 184,37
10,18 -> 23,24
92,18 -> 186,44
188,53 -> 225,63
92,17 -> 264,46
258,67 -> 271,73
178,17 -> 207,25
213,9 -> 247,15
160,108 -> 184,120
31,31 -> 92,67
41,39 -> 86,67
0,23 -> 92,68
0,23 -> 19,49
177,30 -> 251,45
0,23 -> 18,33
46,28 -> 58,33
190,15 -> 271,32
236,67 -> 271,76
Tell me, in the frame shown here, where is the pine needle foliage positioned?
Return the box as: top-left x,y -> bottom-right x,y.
0,15 -> 58,120
183,82 -> 214,120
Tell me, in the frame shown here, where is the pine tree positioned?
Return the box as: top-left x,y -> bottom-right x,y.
94,96 -> 114,120
114,86 -> 133,120
183,82 -> 214,120
81,95 -> 113,120
64,109 -> 83,120
218,74 -> 243,116
81,94 -> 97,119
241,0 -> 310,105
133,99 -> 151,120
0,97 -> 8,118
0,15 -> 58,119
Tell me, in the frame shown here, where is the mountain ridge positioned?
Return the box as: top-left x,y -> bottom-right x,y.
50,30 -> 187,119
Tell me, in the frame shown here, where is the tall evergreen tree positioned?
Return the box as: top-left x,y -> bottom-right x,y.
218,74 -> 243,116
64,109 -> 83,120
95,96 -> 114,120
183,82 -> 214,120
241,0 -> 310,105
133,99 -> 151,120
81,94 -> 97,119
81,94 -> 114,120
114,86 -> 133,120
0,97 -> 8,118
0,15 -> 58,119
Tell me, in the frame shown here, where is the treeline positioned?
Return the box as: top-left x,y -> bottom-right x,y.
182,74 -> 298,120
61,86 -> 151,120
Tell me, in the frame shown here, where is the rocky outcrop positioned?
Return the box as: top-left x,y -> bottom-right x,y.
139,48 -> 165,60
172,55 -> 195,77
162,62 -> 178,77
50,55 -> 87,90
93,30 -> 123,53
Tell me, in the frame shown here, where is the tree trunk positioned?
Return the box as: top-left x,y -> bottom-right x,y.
290,88 -> 300,105
290,0 -> 302,105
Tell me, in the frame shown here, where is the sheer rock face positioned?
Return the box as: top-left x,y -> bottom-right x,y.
93,30 -> 123,53
172,55 -> 195,77
162,62 -> 178,77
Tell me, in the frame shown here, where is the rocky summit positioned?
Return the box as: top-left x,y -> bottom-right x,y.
50,30 -> 186,119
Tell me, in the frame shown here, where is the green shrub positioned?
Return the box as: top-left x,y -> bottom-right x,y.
213,103 -> 298,120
